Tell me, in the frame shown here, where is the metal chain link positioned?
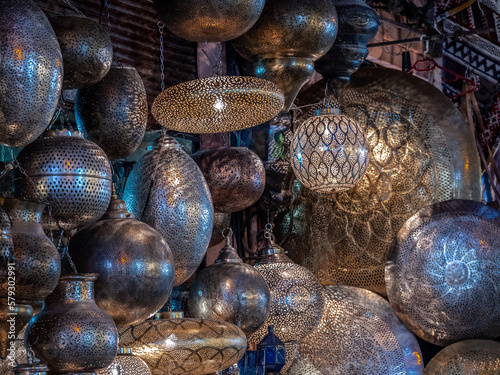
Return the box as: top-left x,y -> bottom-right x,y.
158,22 -> 165,92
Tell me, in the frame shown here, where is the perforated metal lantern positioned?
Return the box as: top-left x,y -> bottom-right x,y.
386,199 -> 500,346
423,340 -> 500,374
287,285 -> 424,375
192,147 -> 266,212
68,193 -> 175,326
0,206 -> 13,282
75,67 -> 148,160
152,76 -> 284,134
0,0 -> 63,148
249,238 -> 324,344
50,16 -> 113,89
13,130 -> 112,231
232,0 -> 338,111
123,134 -> 214,286
13,364 -> 49,375
97,348 -> 152,375
153,0 -> 265,42
291,107 -> 370,193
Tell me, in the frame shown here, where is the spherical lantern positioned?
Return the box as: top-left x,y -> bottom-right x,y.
13,129 -> 112,231
153,0 -> 265,42
288,285 -> 423,375
249,237 -> 324,343
291,107 -> 370,193
192,147 -> 266,212
152,76 -> 284,134
188,234 -> 270,335
0,0 -> 63,148
50,16 -> 113,89
68,192 -> 175,326
118,312 -> 247,375
122,134 -> 213,286
97,348 -> 152,375
424,340 -> 500,374
231,0 -> 338,111
75,67 -> 148,160
386,199 -> 500,346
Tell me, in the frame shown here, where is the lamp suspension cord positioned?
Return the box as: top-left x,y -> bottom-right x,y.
158,22 -> 165,92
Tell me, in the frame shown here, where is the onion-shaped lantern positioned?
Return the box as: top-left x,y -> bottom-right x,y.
315,0 -> 379,89
386,199 -> 500,346
13,129 -> 112,231
249,236 -> 324,343
291,107 -> 370,193
122,134 -> 213,286
0,0 -> 63,148
118,311 -> 247,375
97,348 -> 152,375
231,0 -> 338,111
152,76 -> 284,134
188,232 -> 270,335
153,0 -> 265,42
75,67 -> 148,160
68,191 -> 175,326
50,16 -> 113,89
192,147 -> 266,212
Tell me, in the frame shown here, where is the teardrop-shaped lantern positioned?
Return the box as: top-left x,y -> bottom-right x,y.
123,134 -> 214,286
13,129 -> 112,231
75,67 -> 148,160
249,237 -> 324,343
68,192 -> 175,326
50,16 -> 113,89
189,234 -> 270,335
192,147 -> 266,212
153,0 -> 265,42
232,0 -> 338,111
0,0 -> 63,148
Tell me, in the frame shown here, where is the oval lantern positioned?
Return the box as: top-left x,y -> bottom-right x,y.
123,134 -> 214,286
232,0 -> 338,111
75,67 -> 148,160
0,0 -> 63,148
68,192 -> 175,326
50,16 -> 113,90
13,129 -> 112,231
192,147 -> 266,212
153,0 -> 265,42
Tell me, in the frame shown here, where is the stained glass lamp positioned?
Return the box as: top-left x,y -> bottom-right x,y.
257,326 -> 286,374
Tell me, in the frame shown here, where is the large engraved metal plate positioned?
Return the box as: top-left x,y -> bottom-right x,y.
386,200 -> 500,346
275,67 -> 481,294
423,340 -> 500,374
286,285 -> 423,375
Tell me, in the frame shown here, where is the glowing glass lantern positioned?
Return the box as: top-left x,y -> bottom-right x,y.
257,326 -> 286,374
291,107 -> 370,193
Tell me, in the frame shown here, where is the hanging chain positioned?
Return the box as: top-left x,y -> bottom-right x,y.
158,22 -> 165,92
63,0 -> 85,17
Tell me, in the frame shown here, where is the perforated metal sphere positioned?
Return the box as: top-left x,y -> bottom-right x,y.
13,130 -> 112,231
192,147 -> 266,213
386,200 -> 500,346
50,16 -> 112,90
97,348 -> 152,375
153,0 -> 265,42
0,0 -> 63,148
75,67 -> 148,160
423,340 -> 500,374
286,285 -> 424,375
123,134 -> 214,286
249,238 -> 324,343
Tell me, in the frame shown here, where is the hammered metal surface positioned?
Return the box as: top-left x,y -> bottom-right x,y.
26,275 -> 118,373
0,0 -> 63,148
192,147 -> 266,212
152,76 -> 284,133
97,354 -> 152,375
275,68 -> 481,295
118,318 -> 247,375
423,340 -> 500,375
286,285 -> 423,375
68,196 -> 175,326
123,134 -> 213,286
291,111 -> 370,193
386,200 -> 500,346
75,67 -> 148,160
13,132 -> 112,231
50,16 -> 113,90
153,0 -> 265,42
